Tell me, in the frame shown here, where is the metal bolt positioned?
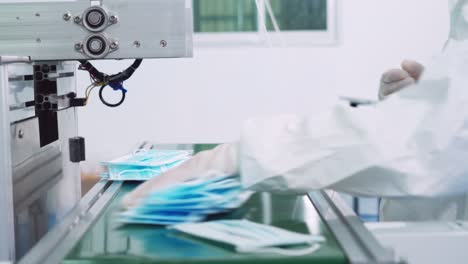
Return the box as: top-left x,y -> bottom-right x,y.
110,41 -> 119,50
35,13 -> 40,17
16,17 -> 20,20
74,43 -> 83,50
74,16 -> 82,23
36,38 -> 41,43
109,15 -> 118,24
63,12 -> 72,21
18,130 -> 24,139
133,41 -> 141,48
160,40 -> 167,47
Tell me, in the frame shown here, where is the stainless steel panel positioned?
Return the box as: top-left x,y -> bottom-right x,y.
12,145 -> 62,211
10,106 -> 64,260
1,60 -> 81,261
10,118 -> 41,166
15,196 -> 50,259
54,62 -> 81,221
0,0 -> 193,60
0,62 -> 16,262
54,106 -> 81,220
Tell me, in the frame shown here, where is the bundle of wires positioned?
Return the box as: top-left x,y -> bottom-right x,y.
78,59 -> 143,107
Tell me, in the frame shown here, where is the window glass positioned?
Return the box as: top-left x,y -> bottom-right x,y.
266,0 -> 327,31
193,0 -> 258,33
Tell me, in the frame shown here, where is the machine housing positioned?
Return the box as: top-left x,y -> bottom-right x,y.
0,0 -> 193,262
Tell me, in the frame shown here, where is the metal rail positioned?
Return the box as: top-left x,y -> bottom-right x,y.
308,190 -> 401,264
19,180 -> 122,264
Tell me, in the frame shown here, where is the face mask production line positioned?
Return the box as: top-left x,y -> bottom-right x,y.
1,1 -> 468,264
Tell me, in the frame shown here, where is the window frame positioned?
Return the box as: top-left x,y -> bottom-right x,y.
194,0 -> 339,47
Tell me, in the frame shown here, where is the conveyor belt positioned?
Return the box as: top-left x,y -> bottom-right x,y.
63,182 -> 347,264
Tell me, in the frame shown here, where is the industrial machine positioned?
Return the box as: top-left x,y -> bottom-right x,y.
1,1 -> 468,264
0,0 -> 192,262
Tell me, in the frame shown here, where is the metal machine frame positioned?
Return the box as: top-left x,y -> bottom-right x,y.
0,1 -> 193,263
0,59 -> 17,263
0,0 -> 193,61
0,59 -> 83,263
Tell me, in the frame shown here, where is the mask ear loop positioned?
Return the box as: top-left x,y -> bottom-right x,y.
243,243 -> 322,256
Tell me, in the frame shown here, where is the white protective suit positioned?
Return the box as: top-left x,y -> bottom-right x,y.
124,0 -> 468,221
240,1 -> 468,221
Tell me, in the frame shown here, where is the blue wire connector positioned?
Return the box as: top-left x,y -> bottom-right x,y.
99,82 -> 127,107
109,82 -> 128,94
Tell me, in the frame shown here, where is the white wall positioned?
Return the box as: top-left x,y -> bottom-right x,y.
78,0 -> 449,168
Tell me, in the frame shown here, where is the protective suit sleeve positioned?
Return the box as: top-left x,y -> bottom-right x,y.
239,55 -> 468,198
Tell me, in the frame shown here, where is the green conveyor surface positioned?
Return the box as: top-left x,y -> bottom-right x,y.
63,182 -> 347,264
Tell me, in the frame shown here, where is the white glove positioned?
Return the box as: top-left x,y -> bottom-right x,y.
121,143 -> 239,209
378,60 -> 424,100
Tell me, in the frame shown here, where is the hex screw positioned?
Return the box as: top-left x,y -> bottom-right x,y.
133,41 -> 141,48
74,16 -> 82,23
75,43 -> 83,50
63,12 -> 72,21
110,41 -> 119,50
160,40 -> 167,47
109,15 -> 118,24
18,130 -> 24,139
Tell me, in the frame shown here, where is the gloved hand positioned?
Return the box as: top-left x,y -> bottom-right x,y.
121,143 -> 239,209
378,60 -> 424,100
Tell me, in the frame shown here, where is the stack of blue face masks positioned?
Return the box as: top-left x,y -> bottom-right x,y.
101,149 -> 192,181
172,220 -> 325,256
118,173 -> 253,225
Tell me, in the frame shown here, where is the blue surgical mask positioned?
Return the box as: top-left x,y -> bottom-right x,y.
102,149 -> 191,180
119,173 -> 253,225
118,211 -> 205,225
171,220 -> 325,256
111,149 -> 192,166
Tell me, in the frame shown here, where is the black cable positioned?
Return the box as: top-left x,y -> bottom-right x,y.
79,60 -> 107,82
99,84 -> 126,108
109,59 -> 143,83
78,59 -> 143,107
79,59 -> 143,84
